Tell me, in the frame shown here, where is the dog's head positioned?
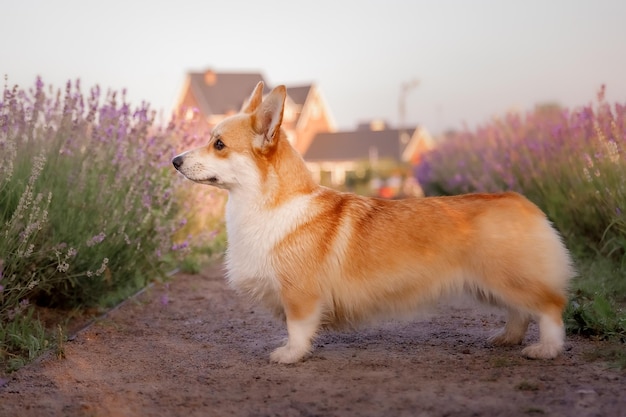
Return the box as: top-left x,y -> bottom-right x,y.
172,82 -> 286,192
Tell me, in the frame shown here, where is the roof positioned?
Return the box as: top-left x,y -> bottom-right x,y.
187,71 -> 269,115
304,129 -> 415,162
286,85 -> 311,106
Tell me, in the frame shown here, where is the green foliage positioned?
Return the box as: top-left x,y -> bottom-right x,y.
178,224 -> 227,274
567,292 -> 626,339
0,308 -> 48,372
583,343 -> 626,370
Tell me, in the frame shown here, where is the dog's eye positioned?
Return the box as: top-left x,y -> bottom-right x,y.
214,139 -> 225,151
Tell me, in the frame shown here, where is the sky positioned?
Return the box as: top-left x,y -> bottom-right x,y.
2,0 -> 625,135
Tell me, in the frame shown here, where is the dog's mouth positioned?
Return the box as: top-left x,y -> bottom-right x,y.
199,176 -> 221,186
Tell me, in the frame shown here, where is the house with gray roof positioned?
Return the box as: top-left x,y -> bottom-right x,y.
304,121 -> 433,195
174,69 -> 335,154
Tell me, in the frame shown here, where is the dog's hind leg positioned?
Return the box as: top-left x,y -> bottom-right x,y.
488,307 -> 530,346
493,284 -> 566,359
270,297 -> 322,364
521,303 -> 565,359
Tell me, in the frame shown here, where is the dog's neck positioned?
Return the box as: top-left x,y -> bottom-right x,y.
229,132 -> 318,210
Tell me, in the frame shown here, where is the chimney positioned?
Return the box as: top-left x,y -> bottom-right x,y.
357,119 -> 387,131
204,70 -> 217,86
369,119 -> 386,131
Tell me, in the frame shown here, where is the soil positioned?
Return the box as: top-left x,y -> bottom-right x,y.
1,262 -> 624,417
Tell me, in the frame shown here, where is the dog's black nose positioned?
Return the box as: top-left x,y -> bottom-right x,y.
172,155 -> 183,170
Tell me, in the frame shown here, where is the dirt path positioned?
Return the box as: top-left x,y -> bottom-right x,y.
1,263 -> 624,417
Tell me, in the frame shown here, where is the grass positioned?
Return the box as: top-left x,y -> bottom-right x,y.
515,380 -> 540,392
583,343 -> 626,370
0,308 -> 47,372
524,407 -> 546,415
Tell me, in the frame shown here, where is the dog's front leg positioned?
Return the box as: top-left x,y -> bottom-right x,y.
270,296 -> 322,364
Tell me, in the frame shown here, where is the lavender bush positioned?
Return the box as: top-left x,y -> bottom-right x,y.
0,77 -> 202,368
415,87 -> 626,339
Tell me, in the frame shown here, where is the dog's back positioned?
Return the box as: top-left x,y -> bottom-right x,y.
262,190 -> 572,327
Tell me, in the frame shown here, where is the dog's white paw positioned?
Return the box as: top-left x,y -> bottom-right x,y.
521,342 -> 562,359
269,344 -> 309,364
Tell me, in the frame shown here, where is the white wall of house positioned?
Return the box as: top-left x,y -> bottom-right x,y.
306,161 -> 356,185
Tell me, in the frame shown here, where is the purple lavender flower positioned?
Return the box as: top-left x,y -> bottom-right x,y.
87,232 -> 106,247
171,241 -> 189,251
142,194 -> 152,208
160,283 -> 171,305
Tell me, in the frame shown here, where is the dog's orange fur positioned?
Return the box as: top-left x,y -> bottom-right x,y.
173,82 -> 574,363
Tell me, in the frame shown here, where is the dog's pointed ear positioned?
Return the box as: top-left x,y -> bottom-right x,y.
241,81 -> 264,113
252,85 -> 286,152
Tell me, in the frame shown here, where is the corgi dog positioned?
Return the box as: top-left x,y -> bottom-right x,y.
172,82 -> 574,364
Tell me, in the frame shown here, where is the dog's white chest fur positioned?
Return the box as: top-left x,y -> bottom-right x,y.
224,192 -> 314,304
